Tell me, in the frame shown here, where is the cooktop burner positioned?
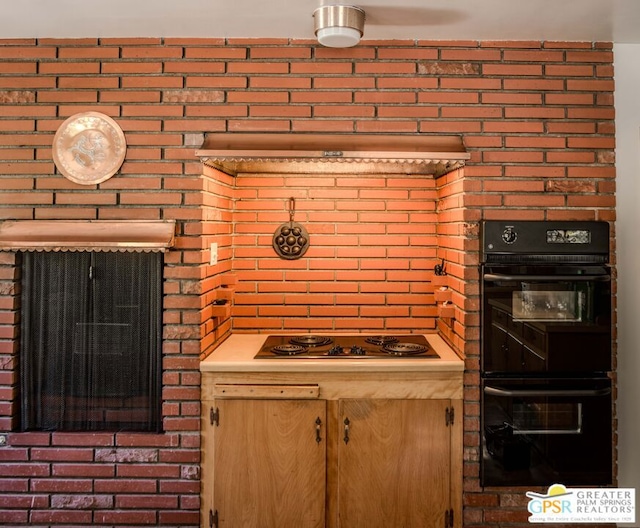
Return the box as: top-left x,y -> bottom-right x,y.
271,344 -> 307,356
289,335 -> 333,347
254,335 -> 438,359
365,336 -> 399,346
383,342 -> 427,356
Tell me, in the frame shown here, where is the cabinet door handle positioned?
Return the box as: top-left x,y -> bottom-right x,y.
315,417 -> 322,443
343,417 -> 350,444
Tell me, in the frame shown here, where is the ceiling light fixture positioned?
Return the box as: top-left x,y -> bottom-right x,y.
313,5 -> 365,48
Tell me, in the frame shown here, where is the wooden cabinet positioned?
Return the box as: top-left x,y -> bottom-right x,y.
210,399 -> 326,528
201,374 -> 462,528
335,399 -> 452,528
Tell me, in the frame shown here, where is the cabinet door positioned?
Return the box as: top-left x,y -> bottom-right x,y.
337,399 -> 451,528
213,399 -> 326,528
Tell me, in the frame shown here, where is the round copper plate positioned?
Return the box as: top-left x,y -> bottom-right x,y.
52,111 -> 127,185
382,342 -> 427,356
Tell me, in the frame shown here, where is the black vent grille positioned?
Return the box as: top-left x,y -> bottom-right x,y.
20,251 -> 162,432
484,253 -> 608,265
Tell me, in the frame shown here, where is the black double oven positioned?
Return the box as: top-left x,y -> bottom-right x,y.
480,221 -> 613,487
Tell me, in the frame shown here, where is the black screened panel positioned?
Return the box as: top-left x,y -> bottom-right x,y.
20,251 -> 162,432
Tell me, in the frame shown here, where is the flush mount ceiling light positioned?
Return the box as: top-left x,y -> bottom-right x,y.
313,5 -> 365,48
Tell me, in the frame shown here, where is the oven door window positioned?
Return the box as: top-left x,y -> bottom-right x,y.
512,401 -> 582,435
513,286 -> 581,322
481,379 -> 612,487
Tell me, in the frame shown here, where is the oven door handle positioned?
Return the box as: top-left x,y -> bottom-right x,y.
484,385 -> 611,398
483,273 -> 610,282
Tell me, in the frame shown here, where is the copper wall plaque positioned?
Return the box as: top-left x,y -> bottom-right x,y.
52,112 -> 127,185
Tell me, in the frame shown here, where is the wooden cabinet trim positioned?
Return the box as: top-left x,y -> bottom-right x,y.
212,383 -> 320,399
202,371 -> 463,400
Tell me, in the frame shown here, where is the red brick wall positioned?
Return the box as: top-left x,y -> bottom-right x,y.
0,38 -> 615,527
228,170 -> 441,333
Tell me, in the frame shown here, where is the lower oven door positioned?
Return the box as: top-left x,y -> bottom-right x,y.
481,377 -> 612,487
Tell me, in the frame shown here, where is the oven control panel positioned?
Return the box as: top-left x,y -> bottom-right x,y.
481,220 -> 609,260
499,226 -> 590,246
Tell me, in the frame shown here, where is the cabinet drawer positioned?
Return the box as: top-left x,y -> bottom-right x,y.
213,384 -> 320,399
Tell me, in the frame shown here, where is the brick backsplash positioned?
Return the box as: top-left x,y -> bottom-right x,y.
229,171 -> 441,333
0,38 -> 615,527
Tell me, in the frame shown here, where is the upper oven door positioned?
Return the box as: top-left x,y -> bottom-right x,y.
481,264 -> 611,376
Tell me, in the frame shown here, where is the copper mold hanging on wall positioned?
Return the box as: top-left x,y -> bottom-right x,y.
272,198 -> 310,260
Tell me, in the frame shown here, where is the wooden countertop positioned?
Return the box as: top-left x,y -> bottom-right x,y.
200,333 -> 464,373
